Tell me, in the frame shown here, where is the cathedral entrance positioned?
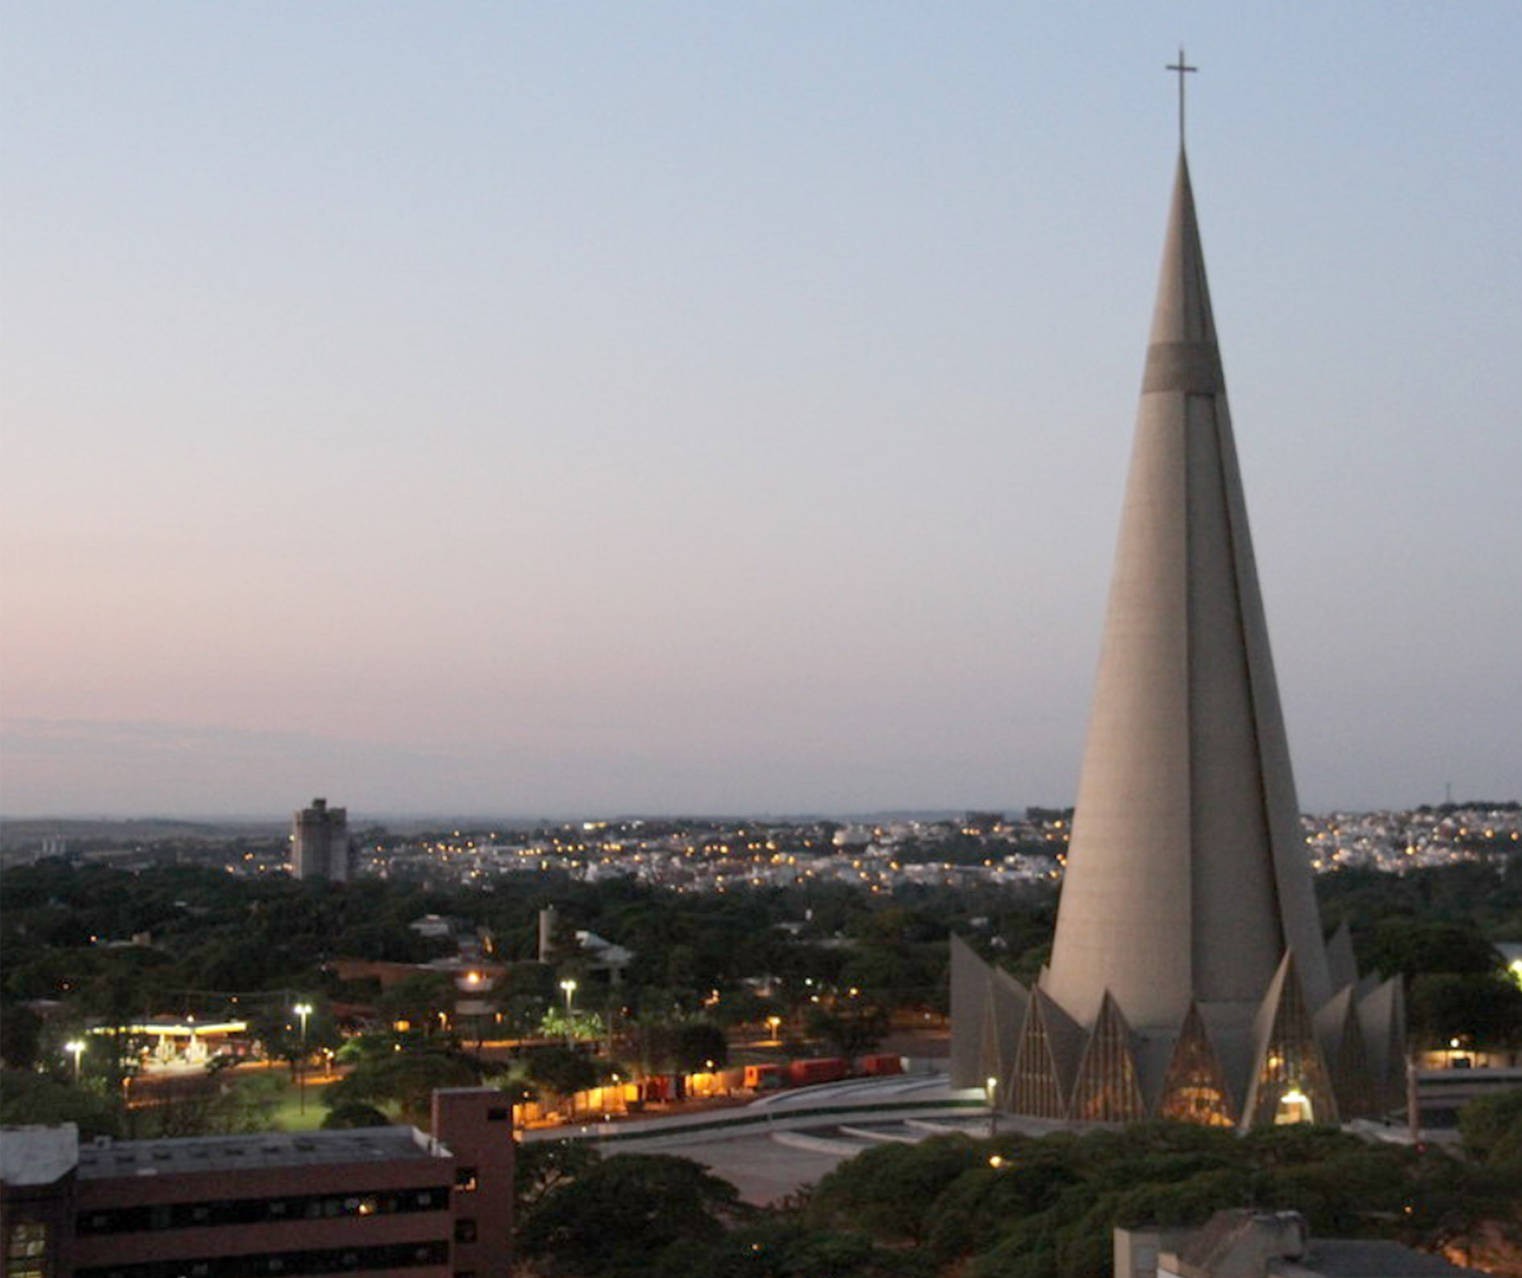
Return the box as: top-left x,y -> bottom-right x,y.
1275,1084 -> 1314,1125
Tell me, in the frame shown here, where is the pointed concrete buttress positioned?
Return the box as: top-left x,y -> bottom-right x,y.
1042,151 -> 1333,1035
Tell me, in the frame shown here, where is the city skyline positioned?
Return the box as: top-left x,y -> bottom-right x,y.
3,5 -> 1519,817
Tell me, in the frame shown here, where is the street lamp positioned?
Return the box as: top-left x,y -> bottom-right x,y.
293,1002 -> 313,1114
65,1039 -> 86,1083
986,1075 -> 999,1137
559,979 -> 577,1048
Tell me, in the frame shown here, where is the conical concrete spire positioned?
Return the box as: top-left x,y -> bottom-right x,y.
1143,152 -> 1221,387
1042,151 -> 1331,1033
949,146 -> 1399,1129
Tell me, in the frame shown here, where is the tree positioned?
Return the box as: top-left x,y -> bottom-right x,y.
515,1139 -> 601,1212
924,1148 -> 1083,1265
0,1070 -> 121,1139
323,1047 -> 478,1125
517,1153 -> 747,1277
130,1070 -> 283,1140
629,1017 -> 727,1079
537,1006 -> 605,1044
251,1004 -> 341,1075
1363,919 -> 1504,979
809,1135 -> 984,1244
708,986 -> 777,1030
322,1102 -> 391,1129
1460,1089 -> 1522,1172
375,972 -> 456,1036
794,1121 -> 1516,1278
660,1220 -> 932,1278
671,1020 -> 728,1072
0,1000 -> 41,1069
806,1000 -> 889,1061
523,1045 -> 600,1103
840,943 -> 940,1008
1408,973 -> 1522,1049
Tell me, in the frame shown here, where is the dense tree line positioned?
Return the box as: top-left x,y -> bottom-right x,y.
2,855 -> 1518,1029
4,854 -> 1521,1130
0,858 -> 1044,1051
511,1120 -> 1521,1278
1319,863 -> 1522,1051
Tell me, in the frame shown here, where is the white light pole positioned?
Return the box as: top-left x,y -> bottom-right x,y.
559,979 -> 577,1048
66,1038 -> 86,1083
293,1002 -> 313,1113
986,1075 -> 999,1137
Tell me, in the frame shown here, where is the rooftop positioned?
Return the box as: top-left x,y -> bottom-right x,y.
1290,1240 -> 1474,1277
74,1126 -> 439,1179
0,1124 -> 80,1187
1163,1211 -> 1472,1278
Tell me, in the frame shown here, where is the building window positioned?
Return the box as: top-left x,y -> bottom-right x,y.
453,1220 -> 477,1244
454,1167 -> 478,1192
75,1240 -> 450,1278
76,1187 -> 451,1237
5,1222 -> 49,1278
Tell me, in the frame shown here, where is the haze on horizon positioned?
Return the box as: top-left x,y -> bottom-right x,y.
2,4 -> 1519,820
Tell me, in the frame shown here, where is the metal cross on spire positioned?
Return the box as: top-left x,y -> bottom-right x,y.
1166,47 -> 1197,149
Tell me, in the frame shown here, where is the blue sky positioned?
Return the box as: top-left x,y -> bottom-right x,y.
3,3 -> 1518,817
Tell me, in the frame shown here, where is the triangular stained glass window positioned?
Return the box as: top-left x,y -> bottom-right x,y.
1157,1003 -> 1236,1127
1247,957 -> 1338,1129
1009,996 -> 1066,1119
1068,992 -> 1146,1123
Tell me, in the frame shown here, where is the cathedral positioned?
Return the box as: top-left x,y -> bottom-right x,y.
950,141 -> 1404,1130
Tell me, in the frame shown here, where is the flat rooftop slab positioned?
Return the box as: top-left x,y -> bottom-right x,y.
1,1124 -> 81,1186
76,1127 -> 437,1179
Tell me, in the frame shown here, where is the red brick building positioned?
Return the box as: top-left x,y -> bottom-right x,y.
1,1090 -> 512,1278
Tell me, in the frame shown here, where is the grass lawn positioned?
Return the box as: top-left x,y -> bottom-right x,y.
269,1079 -> 332,1130
233,1071 -> 339,1131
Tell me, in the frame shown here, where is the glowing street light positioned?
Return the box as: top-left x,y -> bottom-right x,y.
293,1002 -> 313,1114
986,1075 -> 999,1137
65,1039 -> 86,1083
765,1015 -> 782,1043
559,979 -> 577,1047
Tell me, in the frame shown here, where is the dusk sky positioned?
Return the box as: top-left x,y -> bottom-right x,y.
3,4 -> 1518,819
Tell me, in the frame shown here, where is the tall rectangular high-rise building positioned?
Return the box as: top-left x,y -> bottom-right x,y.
291,797 -> 350,882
